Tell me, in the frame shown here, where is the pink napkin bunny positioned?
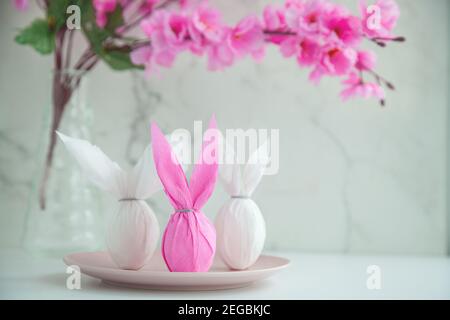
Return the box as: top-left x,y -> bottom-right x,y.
151,116 -> 219,272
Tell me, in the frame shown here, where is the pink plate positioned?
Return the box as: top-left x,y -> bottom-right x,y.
63,251 -> 290,291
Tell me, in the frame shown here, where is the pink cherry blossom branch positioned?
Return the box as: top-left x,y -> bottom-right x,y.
130,0 -> 404,106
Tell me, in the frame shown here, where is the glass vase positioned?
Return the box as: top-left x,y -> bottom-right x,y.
22,70 -> 103,257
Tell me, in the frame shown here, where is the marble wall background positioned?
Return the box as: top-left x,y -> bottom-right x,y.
0,0 -> 448,254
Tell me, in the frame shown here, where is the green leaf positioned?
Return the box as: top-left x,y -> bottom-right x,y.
80,1 -> 110,47
47,0 -> 73,30
104,5 -> 125,33
15,19 -> 55,55
79,1 -> 142,71
102,50 -> 145,71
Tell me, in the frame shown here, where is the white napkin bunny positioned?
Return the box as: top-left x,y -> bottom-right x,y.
57,131 -> 166,270
215,142 -> 269,270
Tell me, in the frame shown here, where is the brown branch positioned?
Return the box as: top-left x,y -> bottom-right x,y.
54,29 -> 66,69
121,0 -> 180,33
365,35 -> 406,47
367,69 -> 395,90
263,30 -> 297,36
371,36 -> 405,42
64,30 -> 75,70
74,56 -> 100,87
39,38 -> 72,210
73,49 -> 96,70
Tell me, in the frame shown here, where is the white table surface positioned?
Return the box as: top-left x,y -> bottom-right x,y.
0,248 -> 449,299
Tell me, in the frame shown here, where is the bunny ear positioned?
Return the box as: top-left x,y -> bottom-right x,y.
189,115 -> 219,209
57,131 -> 126,198
129,144 -> 162,199
130,137 -> 188,200
219,141 -> 242,196
242,141 -> 270,196
151,122 -> 192,209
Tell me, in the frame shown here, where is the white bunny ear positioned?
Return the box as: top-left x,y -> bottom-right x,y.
219,141 -> 242,196
129,132 -> 191,200
57,131 -> 126,198
242,141 -> 270,196
129,145 -> 162,200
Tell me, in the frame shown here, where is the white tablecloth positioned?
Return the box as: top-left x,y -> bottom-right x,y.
0,248 -> 449,299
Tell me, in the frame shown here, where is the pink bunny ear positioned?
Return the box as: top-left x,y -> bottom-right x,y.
151,122 -> 192,210
189,115 -> 219,210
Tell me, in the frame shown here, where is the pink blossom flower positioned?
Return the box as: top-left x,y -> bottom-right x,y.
228,16 -> 264,58
263,5 -> 286,30
140,16 -> 155,39
206,40 -> 234,71
188,34 -> 207,56
154,49 -> 177,68
142,11 -> 189,50
93,0 -> 117,12
140,12 -> 188,68
297,38 -> 321,66
360,0 -> 400,39
279,37 -> 297,58
286,0 -> 329,35
324,13 -> 362,46
263,4 -> 290,44
190,5 -> 225,43
12,0 -> 28,11
341,72 -> 385,100
322,46 -> 356,74
164,13 -> 190,48
131,46 -> 152,65
355,50 -> 376,71
93,0 -> 117,28
279,37 -> 321,66
130,45 -> 168,76
130,46 -> 154,72
310,45 -> 357,82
